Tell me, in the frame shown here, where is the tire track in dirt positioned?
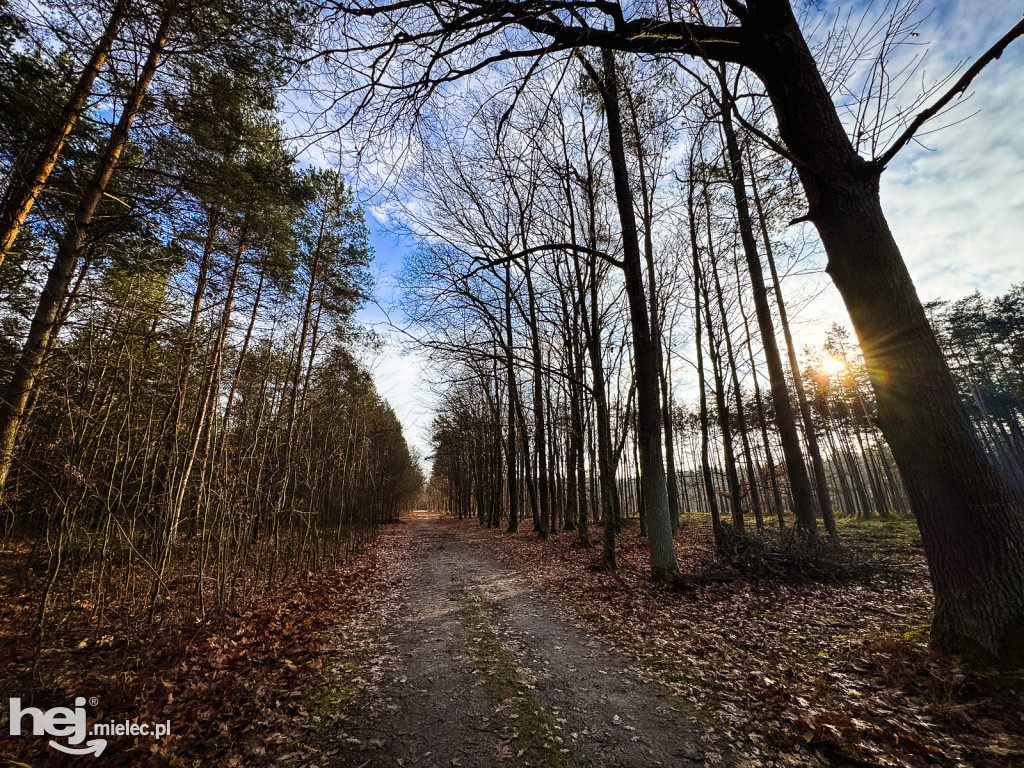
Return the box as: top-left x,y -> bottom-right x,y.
324,513 -> 723,768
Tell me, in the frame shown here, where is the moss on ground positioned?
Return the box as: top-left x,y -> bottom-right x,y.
276,623 -> 378,767
306,659 -> 362,734
836,515 -> 920,545
901,625 -> 930,645
458,588 -> 570,768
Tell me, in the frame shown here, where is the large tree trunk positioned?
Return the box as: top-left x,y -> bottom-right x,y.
747,0 -> 1024,662
822,176 -> 1024,663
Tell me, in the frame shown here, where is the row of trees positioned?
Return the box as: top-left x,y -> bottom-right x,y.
325,0 -> 1024,664
413,59 -> 914,560
924,288 -> 1024,501
0,0 -> 421,660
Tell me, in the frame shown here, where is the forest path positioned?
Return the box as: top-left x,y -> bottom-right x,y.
330,513 -> 721,768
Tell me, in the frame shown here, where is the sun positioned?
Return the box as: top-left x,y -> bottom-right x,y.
820,355 -> 847,376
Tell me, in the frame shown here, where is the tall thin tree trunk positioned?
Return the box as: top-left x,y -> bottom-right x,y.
749,156 -> 838,539
734,252 -> 785,528
0,8 -> 174,498
623,85 -> 681,535
523,254 -> 551,538
713,252 -> 764,532
503,264 -> 520,533
0,0 -> 128,265
716,68 -> 817,539
687,172 -> 723,541
701,243 -> 743,531
593,49 -> 677,577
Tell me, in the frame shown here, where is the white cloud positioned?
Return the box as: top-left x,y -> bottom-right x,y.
363,341 -> 435,464
783,1 -> 1024,348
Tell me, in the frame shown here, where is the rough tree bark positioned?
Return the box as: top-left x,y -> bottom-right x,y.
744,1 -> 1024,661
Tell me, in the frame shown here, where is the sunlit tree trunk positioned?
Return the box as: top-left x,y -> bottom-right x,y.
0,0 -> 128,266
0,8 -> 174,499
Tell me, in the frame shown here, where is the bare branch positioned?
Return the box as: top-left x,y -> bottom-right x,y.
875,14 -> 1024,168
465,242 -> 624,279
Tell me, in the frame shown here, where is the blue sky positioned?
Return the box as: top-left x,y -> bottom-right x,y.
354,221 -> 435,461
355,1 -> 1024,462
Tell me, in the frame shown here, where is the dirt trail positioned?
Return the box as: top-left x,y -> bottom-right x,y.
331,513 -> 723,768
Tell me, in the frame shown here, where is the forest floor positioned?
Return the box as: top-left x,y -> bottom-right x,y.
2,512 -> 1023,767
0,525 -> 414,768
303,510 -> 720,768
280,511 -> 1023,768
